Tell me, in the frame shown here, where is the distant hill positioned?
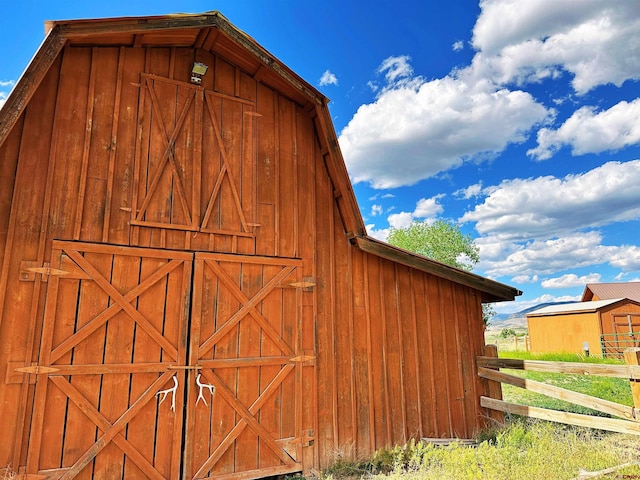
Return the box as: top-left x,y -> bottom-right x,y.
487,301 -> 575,332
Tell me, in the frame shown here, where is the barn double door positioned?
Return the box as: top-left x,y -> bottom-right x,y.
25,241 -> 312,479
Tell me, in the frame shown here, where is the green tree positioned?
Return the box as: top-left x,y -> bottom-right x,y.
388,220 -> 494,325
388,220 -> 479,271
500,328 -> 516,338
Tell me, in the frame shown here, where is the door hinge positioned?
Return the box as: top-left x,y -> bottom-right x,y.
290,355 -> 316,364
20,261 -> 68,282
286,277 -> 316,291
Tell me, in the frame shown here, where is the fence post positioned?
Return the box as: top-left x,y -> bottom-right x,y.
483,344 -> 504,425
624,348 -> 640,412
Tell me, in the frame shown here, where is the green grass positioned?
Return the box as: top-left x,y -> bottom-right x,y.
293,351 -> 640,480
296,419 -> 640,479
498,351 -> 634,415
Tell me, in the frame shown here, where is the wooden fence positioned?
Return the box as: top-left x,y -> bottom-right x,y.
485,335 -> 530,353
478,345 -> 640,435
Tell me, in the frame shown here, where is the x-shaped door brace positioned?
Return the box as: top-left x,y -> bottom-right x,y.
199,91 -> 250,233
197,259 -> 296,357
135,76 -> 195,227
49,250 -> 184,363
134,76 -> 252,235
192,366 -> 297,478
50,371 -> 175,480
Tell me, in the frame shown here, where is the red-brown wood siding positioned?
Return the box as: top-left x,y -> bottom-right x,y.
0,42 -> 492,476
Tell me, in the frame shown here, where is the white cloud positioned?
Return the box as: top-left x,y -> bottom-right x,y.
455,182 -> 484,199
384,195 -> 445,232
319,70 -> 338,86
478,232 -> 608,277
608,245 -> 640,271
365,224 -> 389,241
370,204 -> 383,216
512,274 -> 538,284
378,55 -> 413,84
478,231 -> 640,279
413,195 -> 444,218
528,99 -> 640,160
387,211 -> 413,229
452,40 -> 464,52
461,160 -> 640,240
541,273 -> 601,289
471,0 -> 640,94
339,62 -> 551,189
466,160 -> 640,280
339,1 -> 640,191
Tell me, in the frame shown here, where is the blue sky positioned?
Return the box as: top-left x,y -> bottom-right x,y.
1,1 -> 639,315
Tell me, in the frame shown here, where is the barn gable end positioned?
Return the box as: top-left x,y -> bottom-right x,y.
0,13 -> 519,479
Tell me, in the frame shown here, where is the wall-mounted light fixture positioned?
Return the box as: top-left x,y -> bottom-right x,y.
191,62 -> 209,85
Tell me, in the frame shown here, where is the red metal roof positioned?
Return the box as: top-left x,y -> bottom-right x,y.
582,282 -> 640,302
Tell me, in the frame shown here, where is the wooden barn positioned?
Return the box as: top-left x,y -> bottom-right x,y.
527,299 -> 640,357
0,13 -> 520,479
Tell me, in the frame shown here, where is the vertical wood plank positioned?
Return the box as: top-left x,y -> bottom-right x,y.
373,256 -> 392,447
80,47 -> 120,243
277,96 -> 296,258
296,107 -> 317,470
362,255 -> 377,455
413,272 -> 437,437
351,248 -> 372,457
255,84 -> 276,257
397,266 -> 420,440
73,47 -> 98,240
24,264 -> 62,473
455,285 -> 481,436
440,279 -> 467,437
281,270 -> 298,442
89,252 -> 135,479
332,202 -> 354,453
383,263 -> 405,445
213,259 -> 240,474
235,261 -> 262,472
238,71 -> 258,255
408,270 -> 424,437
258,263 -> 284,470
425,275 -> 450,435
101,47 -> 126,243
313,153 -> 335,467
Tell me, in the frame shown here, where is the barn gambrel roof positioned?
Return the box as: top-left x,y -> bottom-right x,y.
0,12 -> 520,303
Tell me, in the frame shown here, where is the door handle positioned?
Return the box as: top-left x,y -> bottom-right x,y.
157,375 -> 178,411
196,373 -> 215,406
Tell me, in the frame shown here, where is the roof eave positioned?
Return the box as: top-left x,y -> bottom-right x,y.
354,235 -> 521,303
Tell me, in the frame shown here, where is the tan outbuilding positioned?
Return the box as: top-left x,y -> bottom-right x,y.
527,299 -> 640,357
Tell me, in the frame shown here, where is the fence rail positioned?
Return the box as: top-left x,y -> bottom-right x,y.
479,346 -> 640,435
484,335 -> 530,352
